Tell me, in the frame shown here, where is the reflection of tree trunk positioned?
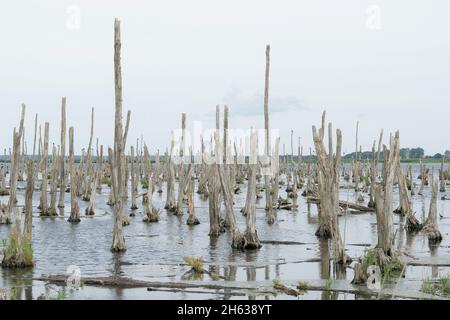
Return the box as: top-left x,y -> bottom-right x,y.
319,239 -> 330,280
246,266 -> 256,301
430,245 -> 439,278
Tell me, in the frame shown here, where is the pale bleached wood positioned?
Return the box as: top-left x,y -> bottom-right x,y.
143,145 -> 160,222
312,112 -> 349,264
111,17 -> 126,251
58,98 -> 67,209
39,122 -> 50,216
242,128 -> 261,249
263,45 -> 274,224
48,143 -> 58,215
24,160 -> 35,240
68,127 -> 80,222
422,172 -> 442,242
372,132 -> 400,265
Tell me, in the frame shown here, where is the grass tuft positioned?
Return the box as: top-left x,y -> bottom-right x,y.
183,256 -> 204,273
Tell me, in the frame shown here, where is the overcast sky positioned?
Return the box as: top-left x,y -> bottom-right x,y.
1,0 -> 449,156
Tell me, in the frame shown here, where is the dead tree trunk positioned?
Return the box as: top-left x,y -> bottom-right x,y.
263,45 -> 274,224
175,113 -> 187,215
130,146 -> 138,210
48,144 -> 58,215
58,98 -> 67,209
68,127 -> 80,223
418,162 -> 428,196
422,172 -> 443,242
271,137 -> 280,207
395,160 -> 421,232
142,145 -> 160,222
82,107 -> 95,202
373,132 -> 400,265
39,123 -> 50,216
207,144 -> 222,237
312,111 -> 350,264
440,155 -> 446,193
24,160 -> 35,240
165,132 -> 176,211
186,149 -> 199,225
216,131 -> 243,248
85,145 -> 102,216
2,105 -> 26,224
241,129 -> 262,249
111,18 -> 127,252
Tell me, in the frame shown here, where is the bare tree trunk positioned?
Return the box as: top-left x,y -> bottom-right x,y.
68,127 -> 80,223
395,160 -> 421,231
58,98 -> 67,209
39,123 -> 50,216
175,113 -> 187,215
186,148 -> 199,225
32,113 -> 38,161
271,137 -> 280,206
155,149 -> 163,193
263,45 -> 274,224
143,145 -> 160,222
130,146 -> 138,210
165,133 -> 176,211
24,160 -> 35,240
48,144 -> 58,215
422,172 -> 442,242
3,105 -> 26,224
440,155 -> 446,193
241,129 -> 261,249
373,132 -> 400,265
111,18 -> 127,252
207,155 -> 221,237
312,111 -> 350,264
82,108 -> 95,202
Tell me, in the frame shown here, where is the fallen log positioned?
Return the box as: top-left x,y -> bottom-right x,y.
307,196 -> 374,212
33,276 -> 446,300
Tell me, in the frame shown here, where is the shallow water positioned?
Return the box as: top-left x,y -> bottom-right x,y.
0,163 -> 449,300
